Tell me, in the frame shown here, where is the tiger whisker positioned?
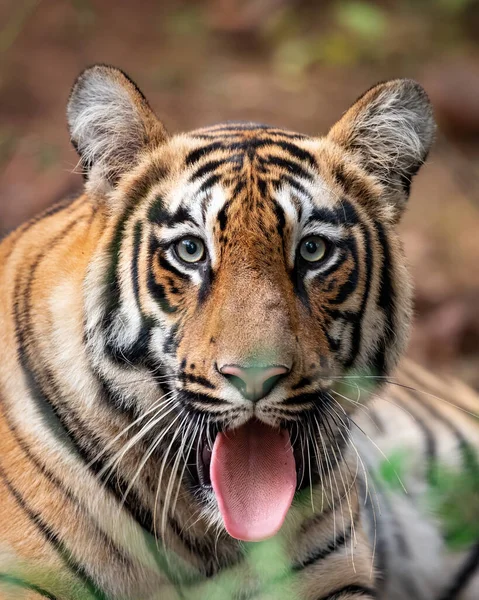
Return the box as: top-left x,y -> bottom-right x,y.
320,412 -> 356,572
323,401 -> 380,576
154,410 -> 189,543
98,394 -> 180,487
117,405 -> 184,516
86,391 -> 178,468
162,418 -> 196,540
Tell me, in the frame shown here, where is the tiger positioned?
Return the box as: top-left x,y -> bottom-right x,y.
0,64 -> 478,600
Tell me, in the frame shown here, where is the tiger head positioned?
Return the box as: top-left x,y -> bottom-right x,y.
69,66 -> 435,542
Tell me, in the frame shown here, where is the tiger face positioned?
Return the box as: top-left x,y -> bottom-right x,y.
69,66 -> 434,541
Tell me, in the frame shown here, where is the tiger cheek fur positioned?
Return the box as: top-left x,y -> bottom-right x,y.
4,65 -> 477,600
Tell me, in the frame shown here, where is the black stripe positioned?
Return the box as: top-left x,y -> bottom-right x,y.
158,254 -> 189,281
194,128 -> 307,141
2,196 -> 83,263
0,573 -> 58,600
163,323 -> 180,355
103,163 -> 164,327
272,200 -> 286,238
357,475 -> 387,594
147,247 -> 179,315
316,584 -> 376,600
185,142 -> 224,166
265,155 -> 313,181
180,372 -> 216,390
190,159 -> 226,181
344,217 -> 373,369
438,541 -> 479,600
131,220 -> 143,305
370,220 -> 394,375
199,173 -> 221,193
147,194 -> 167,223
0,464 -> 107,600
329,239 -> 359,306
104,321 -> 154,367
293,526 -> 351,571
392,394 -> 438,484
274,140 -> 317,168
281,175 -> 311,199
308,199 -> 359,227
103,204 -> 140,327
217,200 -> 231,231
1,404 -> 134,572
198,263 -> 215,304
147,278 -> 178,314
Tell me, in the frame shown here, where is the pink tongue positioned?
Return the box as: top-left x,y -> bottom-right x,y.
211,420 -> 296,542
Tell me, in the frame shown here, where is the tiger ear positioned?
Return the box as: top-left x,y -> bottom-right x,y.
67,64 -> 168,190
328,79 -> 435,217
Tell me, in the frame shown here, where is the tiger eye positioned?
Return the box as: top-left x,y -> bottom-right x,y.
299,236 -> 327,263
175,237 -> 205,264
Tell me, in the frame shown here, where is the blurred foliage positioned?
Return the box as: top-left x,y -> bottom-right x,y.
258,0 -> 479,80
0,129 -> 17,168
0,0 -> 39,55
3,446 -> 479,598
376,446 -> 479,551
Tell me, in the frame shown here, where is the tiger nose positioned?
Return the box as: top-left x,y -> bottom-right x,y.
218,364 -> 290,402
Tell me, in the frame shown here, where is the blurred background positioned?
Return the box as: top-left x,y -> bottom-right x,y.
0,0 -> 478,386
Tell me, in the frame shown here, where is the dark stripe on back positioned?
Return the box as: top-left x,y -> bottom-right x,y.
316,584 -> 376,599
292,525 -> 352,571
392,394 -> 438,484
0,402 -> 134,572
0,464 -> 107,600
0,573 -> 58,600
437,540 -> 479,600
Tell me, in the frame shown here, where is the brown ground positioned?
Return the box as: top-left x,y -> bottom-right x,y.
1,0 -> 478,386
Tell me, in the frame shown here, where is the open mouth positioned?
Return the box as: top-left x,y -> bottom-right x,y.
193,418 -> 315,542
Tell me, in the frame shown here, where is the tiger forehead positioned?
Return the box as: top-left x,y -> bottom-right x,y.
183,123 -> 315,175
181,124 -> 317,213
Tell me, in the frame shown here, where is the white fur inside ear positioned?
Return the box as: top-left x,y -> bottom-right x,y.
329,79 -> 435,209
354,85 -> 433,188
68,68 -> 147,183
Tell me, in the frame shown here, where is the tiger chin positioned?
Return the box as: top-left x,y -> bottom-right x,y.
1,65 -> 478,600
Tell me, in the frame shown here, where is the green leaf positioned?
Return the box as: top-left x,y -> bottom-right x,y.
336,2 -> 387,40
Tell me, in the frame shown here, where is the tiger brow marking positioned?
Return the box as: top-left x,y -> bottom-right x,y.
264,154 -> 313,181
185,142 -> 224,166
273,139 -> 317,168
308,197 -> 359,226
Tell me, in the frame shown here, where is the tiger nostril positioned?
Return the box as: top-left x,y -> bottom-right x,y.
217,364 -> 290,402
223,373 -> 247,397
